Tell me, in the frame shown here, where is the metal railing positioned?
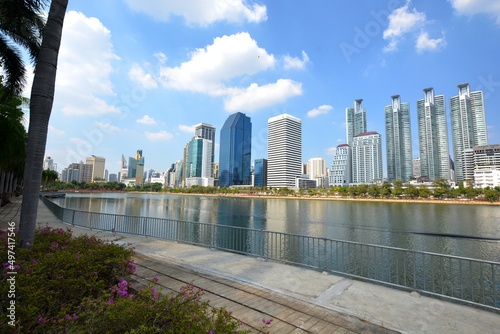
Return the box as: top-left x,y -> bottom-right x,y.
40,195 -> 500,312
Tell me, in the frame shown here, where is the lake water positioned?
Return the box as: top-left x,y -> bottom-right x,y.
53,192 -> 500,262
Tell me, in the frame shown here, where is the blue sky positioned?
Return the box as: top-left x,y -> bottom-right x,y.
30,0 -> 500,175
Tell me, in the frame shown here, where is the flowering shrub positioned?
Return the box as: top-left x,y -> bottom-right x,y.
0,227 -> 134,333
0,228 -> 256,333
63,280 -> 250,333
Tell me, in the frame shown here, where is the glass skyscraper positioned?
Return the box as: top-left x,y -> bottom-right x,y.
267,114 -> 302,188
127,149 -> 145,184
218,112 -> 252,187
253,159 -> 267,188
417,88 -> 450,181
385,95 -> 413,182
450,83 -> 488,182
346,99 -> 366,146
185,137 -> 213,187
194,123 -> 216,177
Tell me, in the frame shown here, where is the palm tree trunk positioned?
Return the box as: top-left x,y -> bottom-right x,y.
18,0 -> 68,247
6,171 -> 12,199
0,170 -> 5,194
0,170 -> 5,206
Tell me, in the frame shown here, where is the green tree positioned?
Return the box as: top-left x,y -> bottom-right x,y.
338,186 -> 349,196
418,184 -> 432,198
358,184 -> 368,196
483,189 -> 499,203
0,0 -> 45,94
0,85 -> 27,205
19,0 -> 69,247
380,182 -> 392,198
41,169 -> 58,189
393,180 -> 403,197
367,184 -> 380,198
403,184 -> 419,198
432,178 -> 450,198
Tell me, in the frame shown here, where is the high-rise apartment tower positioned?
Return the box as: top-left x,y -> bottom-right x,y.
417,88 -> 450,180
385,95 -> 413,182
450,83 -> 488,182
346,99 -> 367,146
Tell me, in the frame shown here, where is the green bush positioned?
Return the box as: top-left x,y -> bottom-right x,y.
1,227 -> 134,332
0,227 -> 254,333
64,281 -> 250,333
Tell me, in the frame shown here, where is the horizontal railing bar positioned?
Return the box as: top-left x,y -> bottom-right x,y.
39,197 -> 500,266
39,195 -> 500,313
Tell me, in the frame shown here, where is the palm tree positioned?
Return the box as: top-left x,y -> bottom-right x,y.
18,0 -> 68,247
0,0 -> 45,95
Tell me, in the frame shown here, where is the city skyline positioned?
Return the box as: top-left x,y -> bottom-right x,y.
26,1 -> 500,174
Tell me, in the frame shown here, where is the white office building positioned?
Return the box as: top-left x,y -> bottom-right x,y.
267,114 -> 302,188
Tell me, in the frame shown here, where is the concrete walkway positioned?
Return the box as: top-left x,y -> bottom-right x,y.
1,196 -> 499,333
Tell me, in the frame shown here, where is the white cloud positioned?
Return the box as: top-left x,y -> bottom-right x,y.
95,121 -> 121,133
153,32 -> 301,111
129,64 -> 158,89
283,51 -> 310,70
159,32 -> 275,93
307,105 -> 332,118
223,79 -> 302,112
136,115 -> 158,125
383,1 -> 426,52
69,137 -> 87,145
416,31 -> 446,53
56,11 -> 120,116
124,0 -> 267,25
326,147 -> 337,156
154,52 -> 168,64
178,124 -> 196,133
449,0 -> 500,24
145,130 -> 174,141
48,125 -> 65,136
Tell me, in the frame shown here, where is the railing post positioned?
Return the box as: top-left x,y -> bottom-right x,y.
71,210 -> 75,226
323,239 -> 327,271
413,252 -> 417,289
143,217 -> 148,237
211,224 -> 216,249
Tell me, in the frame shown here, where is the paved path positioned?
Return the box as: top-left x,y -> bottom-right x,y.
2,196 -> 499,333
